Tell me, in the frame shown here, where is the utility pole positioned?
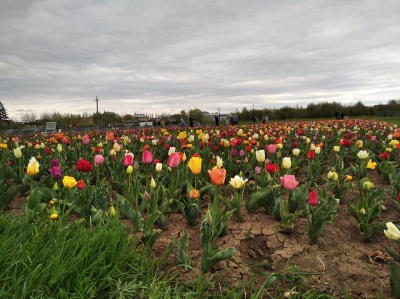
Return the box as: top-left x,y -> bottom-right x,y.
95,96 -> 99,126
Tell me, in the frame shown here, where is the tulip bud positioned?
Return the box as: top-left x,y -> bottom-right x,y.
13,147 -> 23,158
205,209 -> 213,226
216,156 -> 224,167
155,163 -> 163,172
282,157 -> 291,169
57,144 -> 62,153
292,148 -> 300,156
53,182 -> 59,191
143,190 -> 151,202
110,205 -> 116,217
327,171 -> 338,181
150,178 -> 156,188
363,181 -> 374,191
126,165 -> 133,174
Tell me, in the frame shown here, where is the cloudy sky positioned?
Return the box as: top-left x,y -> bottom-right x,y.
1,0 -> 399,121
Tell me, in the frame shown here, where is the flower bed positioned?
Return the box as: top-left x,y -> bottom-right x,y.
1,119 -> 400,298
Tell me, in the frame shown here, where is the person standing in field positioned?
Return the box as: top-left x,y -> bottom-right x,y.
189,115 -> 194,127
214,115 -> 219,126
233,114 -> 238,125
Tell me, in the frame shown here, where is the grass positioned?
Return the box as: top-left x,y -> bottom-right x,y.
0,213 -> 340,299
0,215 -> 186,299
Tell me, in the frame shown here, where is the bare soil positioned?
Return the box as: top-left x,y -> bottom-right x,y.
153,170 -> 397,299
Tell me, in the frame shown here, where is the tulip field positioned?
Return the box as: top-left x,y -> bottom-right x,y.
1,119 -> 400,298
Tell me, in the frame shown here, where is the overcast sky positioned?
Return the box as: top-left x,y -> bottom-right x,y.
1,0 -> 399,121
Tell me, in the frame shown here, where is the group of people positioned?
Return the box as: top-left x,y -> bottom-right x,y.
334,111 -> 345,120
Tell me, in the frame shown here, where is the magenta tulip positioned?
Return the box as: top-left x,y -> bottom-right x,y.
142,150 -> 153,164
123,153 -> 134,166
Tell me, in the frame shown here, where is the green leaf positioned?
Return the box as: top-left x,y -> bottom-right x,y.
177,229 -> 191,270
245,184 -> 280,213
0,185 -> 19,212
389,261 -> 400,299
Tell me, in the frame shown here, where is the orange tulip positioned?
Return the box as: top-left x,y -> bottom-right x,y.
106,132 -> 114,142
208,166 -> 226,185
55,132 -> 64,141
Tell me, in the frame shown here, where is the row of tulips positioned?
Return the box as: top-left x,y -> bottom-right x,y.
1,119 -> 400,279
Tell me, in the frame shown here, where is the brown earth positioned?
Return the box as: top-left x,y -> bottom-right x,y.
152,169 -> 398,299
5,169 -> 398,299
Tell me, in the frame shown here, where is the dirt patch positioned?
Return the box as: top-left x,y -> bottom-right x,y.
151,170 -> 396,298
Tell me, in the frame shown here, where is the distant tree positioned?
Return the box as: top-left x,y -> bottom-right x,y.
180,110 -> 188,121
241,106 -> 251,121
0,101 -> 10,124
21,112 -> 37,124
188,108 -> 205,123
122,114 -> 134,120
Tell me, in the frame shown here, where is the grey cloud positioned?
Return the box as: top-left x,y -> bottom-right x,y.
1,0 -> 400,120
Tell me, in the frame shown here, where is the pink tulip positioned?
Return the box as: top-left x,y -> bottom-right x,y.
167,152 -> 181,168
82,134 -> 90,145
123,153 -> 134,166
267,144 -> 277,154
142,150 -> 153,164
94,154 -> 104,165
280,174 -> 299,190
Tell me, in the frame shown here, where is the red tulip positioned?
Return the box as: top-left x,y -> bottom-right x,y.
308,190 -> 319,206
307,150 -> 315,160
266,163 -> 279,174
77,179 -> 85,190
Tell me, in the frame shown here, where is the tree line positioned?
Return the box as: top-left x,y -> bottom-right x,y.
1,100 -> 400,130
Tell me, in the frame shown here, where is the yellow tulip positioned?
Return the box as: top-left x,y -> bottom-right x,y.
26,157 -> 40,176
345,175 -> 353,181
366,159 -> 377,170
150,178 -> 156,188
62,176 -> 77,189
126,165 -> 133,174
188,155 -> 202,175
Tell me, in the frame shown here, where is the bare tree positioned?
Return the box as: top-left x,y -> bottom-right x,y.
20,112 -> 37,124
